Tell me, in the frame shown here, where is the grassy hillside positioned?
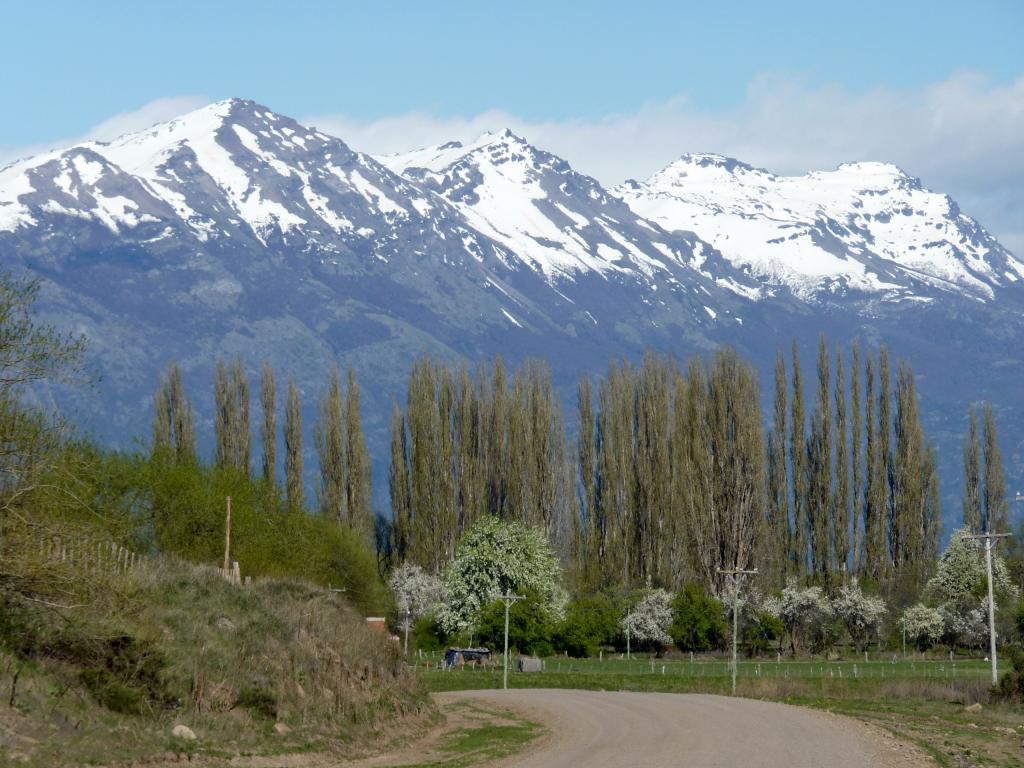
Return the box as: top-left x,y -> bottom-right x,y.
0,549 -> 427,766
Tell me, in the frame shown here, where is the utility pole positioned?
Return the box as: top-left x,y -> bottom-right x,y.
626,606 -> 631,661
497,593 -> 523,690
719,567 -> 758,696
403,606 -> 411,655
965,531 -> 1012,684
222,496 -> 232,574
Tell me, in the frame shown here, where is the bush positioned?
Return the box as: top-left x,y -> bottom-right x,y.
412,615 -> 447,653
235,685 -> 278,719
670,584 -> 726,652
992,645 -> 1024,702
555,593 -> 620,657
476,592 -> 556,657
744,612 -> 784,657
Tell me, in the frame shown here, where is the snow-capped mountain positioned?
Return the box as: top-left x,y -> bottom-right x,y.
1,99 -> 1021,525
616,153 -> 1024,303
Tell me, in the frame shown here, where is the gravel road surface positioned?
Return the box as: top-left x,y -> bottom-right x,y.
440,689 -> 930,768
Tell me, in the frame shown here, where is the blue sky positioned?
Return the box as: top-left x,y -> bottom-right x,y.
5,1 -> 1021,141
3,1 -> 1023,250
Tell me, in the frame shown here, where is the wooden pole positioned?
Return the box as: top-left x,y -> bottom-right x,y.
223,496 -> 232,575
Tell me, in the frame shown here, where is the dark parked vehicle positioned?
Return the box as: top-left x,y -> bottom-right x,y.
442,647 -> 492,669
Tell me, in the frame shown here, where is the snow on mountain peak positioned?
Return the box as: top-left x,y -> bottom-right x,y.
617,155 -> 1023,302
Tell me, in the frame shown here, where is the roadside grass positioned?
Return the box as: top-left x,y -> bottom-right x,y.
417,655 -> 1024,766
394,700 -> 543,768
0,557 -> 428,767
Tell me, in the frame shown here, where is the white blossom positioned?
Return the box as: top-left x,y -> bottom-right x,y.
622,588 -> 674,647
900,603 -> 944,649
437,516 -> 566,634
926,527 -> 1019,648
831,580 -> 887,651
778,579 -> 833,652
388,562 -> 444,621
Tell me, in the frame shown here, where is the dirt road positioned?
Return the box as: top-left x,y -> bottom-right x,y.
441,689 -> 931,768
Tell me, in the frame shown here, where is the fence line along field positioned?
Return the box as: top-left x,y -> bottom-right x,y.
417,652 -> 995,696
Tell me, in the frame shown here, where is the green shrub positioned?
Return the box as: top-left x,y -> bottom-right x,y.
79,668 -> 147,715
235,685 -> 278,719
744,612 -> 784,657
554,593 -> 620,658
413,615 -> 447,653
477,592 -> 556,656
670,584 -> 726,652
993,645 -> 1024,701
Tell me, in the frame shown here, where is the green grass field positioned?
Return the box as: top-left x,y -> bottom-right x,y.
419,653 -> 994,696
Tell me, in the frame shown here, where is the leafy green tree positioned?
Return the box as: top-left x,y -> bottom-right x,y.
554,593 -> 620,658
477,591 -> 557,656
744,613 -> 784,657
670,583 -> 726,652
438,516 -> 566,634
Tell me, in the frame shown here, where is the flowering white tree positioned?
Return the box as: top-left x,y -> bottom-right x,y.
900,604 -> 944,650
622,588 -> 674,650
388,562 -> 444,622
831,580 -> 887,652
779,580 -> 833,654
926,527 -> 1019,648
437,516 -> 566,635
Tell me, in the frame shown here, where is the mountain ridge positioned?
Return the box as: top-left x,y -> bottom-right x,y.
1,98 -> 1021,531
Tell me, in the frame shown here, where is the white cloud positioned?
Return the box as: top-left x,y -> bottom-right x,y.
0,95 -> 209,167
305,72 -> 1024,254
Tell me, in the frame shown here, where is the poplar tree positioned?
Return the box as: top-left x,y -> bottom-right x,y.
345,366 -> 372,539
789,342 -> 808,577
767,351 -> 790,583
892,362 -> 924,574
284,377 -> 303,509
214,358 -> 231,468
808,335 -> 832,581
388,402 -> 411,562
962,405 -> 982,532
152,361 -> 195,462
315,367 -> 347,524
877,347 -> 893,572
833,347 -> 850,578
260,360 -> 276,485
407,358 -> 441,571
849,343 -> 863,573
982,403 -> 1008,536
863,352 -> 885,581
233,357 -> 251,474
213,356 -> 250,473
576,376 -> 597,585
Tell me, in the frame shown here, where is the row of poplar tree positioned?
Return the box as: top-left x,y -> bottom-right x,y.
152,357 -> 374,539
389,339 -> 963,597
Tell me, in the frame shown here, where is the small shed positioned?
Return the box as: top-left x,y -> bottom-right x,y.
518,657 -> 543,672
